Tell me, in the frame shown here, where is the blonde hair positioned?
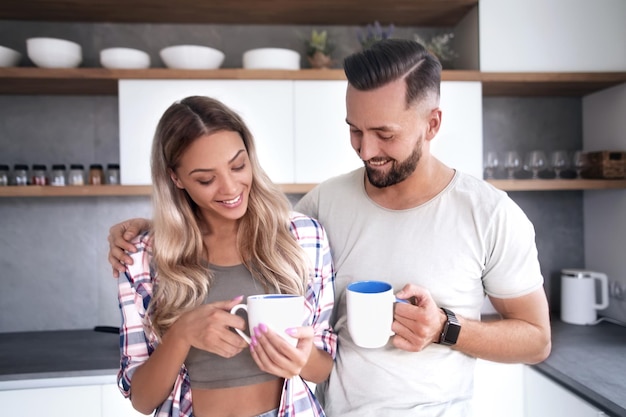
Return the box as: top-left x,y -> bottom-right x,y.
149,96 -> 309,338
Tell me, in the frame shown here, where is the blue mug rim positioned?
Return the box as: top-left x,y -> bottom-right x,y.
347,280 -> 392,294
248,294 -> 301,299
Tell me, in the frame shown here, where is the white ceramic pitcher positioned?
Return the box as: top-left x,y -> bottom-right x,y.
561,269 -> 609,325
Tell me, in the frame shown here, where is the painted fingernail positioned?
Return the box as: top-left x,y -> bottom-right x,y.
285,327 -> 297,336
254,326 -> 262,338
250,336 -> 257,347
259,323 -> 268,333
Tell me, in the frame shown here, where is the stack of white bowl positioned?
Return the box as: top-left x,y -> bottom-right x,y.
26,37 -> 82,68
0,45 -> 22,67
242,48 -> 301,70
100,47 -> 151,69
159,45 -> 225,69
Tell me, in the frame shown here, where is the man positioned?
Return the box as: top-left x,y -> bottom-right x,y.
108,39 -> 551,416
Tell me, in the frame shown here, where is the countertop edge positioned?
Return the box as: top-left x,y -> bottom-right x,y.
0,369 -> 118,390
533,360 -> 626,417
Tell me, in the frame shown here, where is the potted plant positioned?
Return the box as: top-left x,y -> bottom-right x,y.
357,21 -> 395,50
305,29 -> 335,69
414,32 -> 458,68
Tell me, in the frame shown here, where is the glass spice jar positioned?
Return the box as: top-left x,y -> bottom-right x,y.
13,164 -> 29,186
68,164 -> 85,186
88,164 -> 104,185
31,164 -> 48,185
0,164 -> 9,186
50,164 -> 67,186
106,163 -> 120,185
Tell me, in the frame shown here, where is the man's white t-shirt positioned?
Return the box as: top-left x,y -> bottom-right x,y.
295,168 -> 543,417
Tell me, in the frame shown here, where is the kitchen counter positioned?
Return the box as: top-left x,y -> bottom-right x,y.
534,319 -> 626,417
0,322 -> 625,415
0,328 -> 119,389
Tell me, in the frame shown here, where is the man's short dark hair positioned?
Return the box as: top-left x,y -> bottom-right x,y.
344,39 -> 442,107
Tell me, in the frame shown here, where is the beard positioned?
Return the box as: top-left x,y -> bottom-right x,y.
364,140 -> 422,188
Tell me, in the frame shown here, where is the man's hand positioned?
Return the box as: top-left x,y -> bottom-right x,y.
108,217 -> 152,277
392,284 -> 446,352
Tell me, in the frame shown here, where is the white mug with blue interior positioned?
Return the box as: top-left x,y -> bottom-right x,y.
346,280 -> 406,348
230,294 -> 305,346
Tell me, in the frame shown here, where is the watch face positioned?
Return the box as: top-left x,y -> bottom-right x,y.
445,321 -> 461,343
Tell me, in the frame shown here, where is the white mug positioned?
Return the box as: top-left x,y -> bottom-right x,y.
346,280 -> 406,349
230,294 -> 304,346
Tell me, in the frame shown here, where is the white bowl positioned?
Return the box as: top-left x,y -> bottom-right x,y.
26,37 -> 82,68
0,45 -> 22,67
242,48 -> 300,70
159,45 -> 225,69
100,47 -> 150,69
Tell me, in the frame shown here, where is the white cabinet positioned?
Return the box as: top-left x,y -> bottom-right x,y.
434,81 -> 483,180
479,0 -> 626,72
293,80 -> 361,183
524,367 -> 606,417
0,385 -> 101,416
473,359 -> 524,417
119,80 -> 484,186
0,382 -> 145,417
119,80 -> 295,185
101,383 -> 146,417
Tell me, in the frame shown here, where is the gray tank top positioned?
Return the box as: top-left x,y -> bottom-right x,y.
185,263 -> 280,389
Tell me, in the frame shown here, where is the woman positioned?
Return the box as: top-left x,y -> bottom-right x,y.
118,96 -> 336,417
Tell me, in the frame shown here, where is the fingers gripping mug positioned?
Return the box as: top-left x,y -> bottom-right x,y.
230,294 -> 305,346
346,280 -> 405,349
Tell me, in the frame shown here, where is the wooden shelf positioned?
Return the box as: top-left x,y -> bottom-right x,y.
1,68 -> 624,97
1,180 -> 625,197
486,179 -> 626,191
0,183 -> 317,197
481,72 -> 626,97
0,0 -> 477,26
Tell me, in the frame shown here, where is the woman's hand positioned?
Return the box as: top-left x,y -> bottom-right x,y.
171,296 -> 249,358
108,217 -> 152,277
249,325 -> 315,380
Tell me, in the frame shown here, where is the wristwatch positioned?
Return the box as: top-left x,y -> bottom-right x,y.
438,307 -> 461,346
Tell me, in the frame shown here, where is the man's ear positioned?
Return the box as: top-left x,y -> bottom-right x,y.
426,108 -> 442,141
169,170 -> 184,189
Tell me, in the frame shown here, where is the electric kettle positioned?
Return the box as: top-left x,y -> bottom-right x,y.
561,269 -> 609,325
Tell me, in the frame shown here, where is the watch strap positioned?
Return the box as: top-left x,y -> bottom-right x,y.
438,307 -> 461,346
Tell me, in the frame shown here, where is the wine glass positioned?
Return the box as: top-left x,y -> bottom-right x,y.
503,151 -> 521,180
527,150 -> 547,179
573,151 -> 586,178
550,150 -> 569,179
484,151 -> 500,179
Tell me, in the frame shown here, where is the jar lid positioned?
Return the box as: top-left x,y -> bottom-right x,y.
107,163 -> 120,169
0,164 -> 9,170
32,164 -> 47,170
52,164 -> 66,170
14,164 -> 28,170
70,164 -> 84,169
89,164 -> 103,169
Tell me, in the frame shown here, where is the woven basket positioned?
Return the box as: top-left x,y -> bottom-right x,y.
581,151 -> 626,179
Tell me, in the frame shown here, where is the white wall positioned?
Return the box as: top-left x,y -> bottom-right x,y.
583,82 -> 626,323
480,0 -> 626,72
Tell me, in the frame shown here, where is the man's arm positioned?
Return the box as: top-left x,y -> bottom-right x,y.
393,285 -> 551,364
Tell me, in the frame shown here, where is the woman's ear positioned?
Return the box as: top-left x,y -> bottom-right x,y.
169,170 -> 184,189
